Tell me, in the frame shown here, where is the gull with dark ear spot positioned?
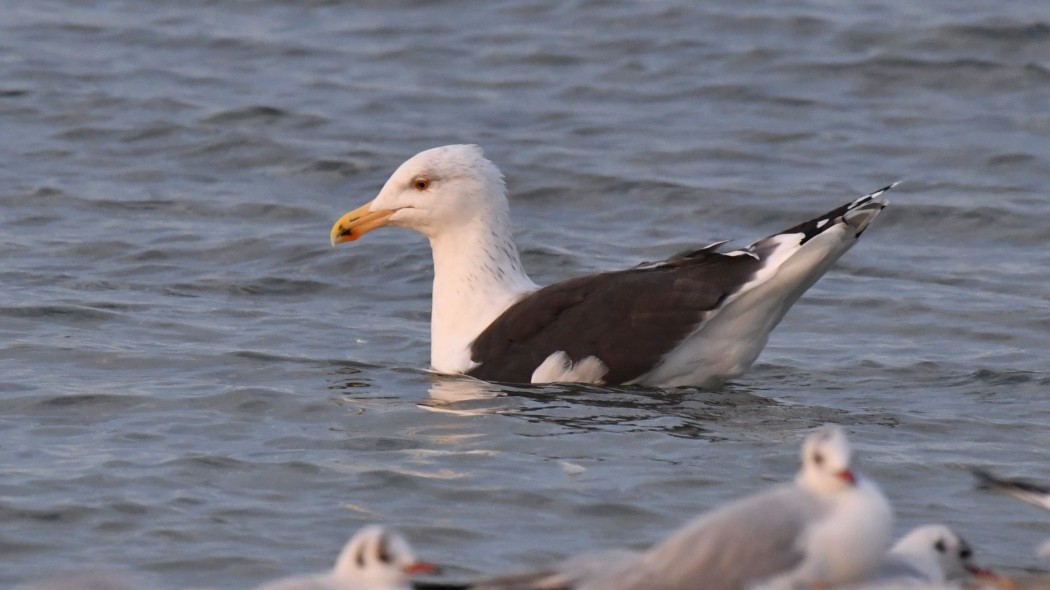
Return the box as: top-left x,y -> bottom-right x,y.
255,525 -> 439,590
412,425 -> 892,590
330,145 -> 894,387
852,524 -> 998,588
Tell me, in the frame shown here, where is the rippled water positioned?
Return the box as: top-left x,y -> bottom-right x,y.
2,1 -> 1049,588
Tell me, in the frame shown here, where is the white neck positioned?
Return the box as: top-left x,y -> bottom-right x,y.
428,214 -> 536,374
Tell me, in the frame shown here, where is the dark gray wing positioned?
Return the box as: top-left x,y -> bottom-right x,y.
467,184 -> 895,386
467,248 -> 761,384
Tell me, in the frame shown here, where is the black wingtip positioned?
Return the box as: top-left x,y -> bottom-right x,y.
851,181 -> 900,208
770,182 -> 896,246
875,180 -> 903,194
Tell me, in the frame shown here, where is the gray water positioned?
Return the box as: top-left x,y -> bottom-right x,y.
2,1 -> 1049,587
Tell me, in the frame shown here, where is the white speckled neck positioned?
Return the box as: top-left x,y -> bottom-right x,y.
428,211 -> 536,374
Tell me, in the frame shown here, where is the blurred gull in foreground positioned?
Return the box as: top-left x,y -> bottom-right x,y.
846,524 -> 997,589
256,525 -> 438,590
876,524 -> 994,582
418,424 -> 893,590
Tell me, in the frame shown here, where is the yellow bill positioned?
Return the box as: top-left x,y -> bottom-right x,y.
330,201 -> 395,245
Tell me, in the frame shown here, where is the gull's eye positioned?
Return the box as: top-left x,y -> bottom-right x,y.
412,177 -> 431,191
812,451 -> 824,466
934,539 -> 947,553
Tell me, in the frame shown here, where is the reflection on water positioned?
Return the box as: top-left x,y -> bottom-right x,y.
414,373 -> 799,439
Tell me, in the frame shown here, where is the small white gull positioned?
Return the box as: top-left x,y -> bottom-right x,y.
413,424 -> 892,590
330,145 -> 894,387
254,525 -> 438,590
626,424 -> 892,590
851,524 -> 997,588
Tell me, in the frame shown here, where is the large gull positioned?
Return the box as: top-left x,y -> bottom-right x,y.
412,424 -> 893,590
330,145 -> 893,387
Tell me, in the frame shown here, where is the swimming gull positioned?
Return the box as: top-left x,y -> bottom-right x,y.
853,524 -> 996,587
255,525 -> 438,590
330,145 -> 893,387
411,424 -> 892,590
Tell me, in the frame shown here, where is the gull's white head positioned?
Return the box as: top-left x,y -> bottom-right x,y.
331,145 -> 507,244
890,524 -> 992,582
796,424 -> 856,494
331,525 -> 438,588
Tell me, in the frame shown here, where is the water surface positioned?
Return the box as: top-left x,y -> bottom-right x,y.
2,1 -> 1049,587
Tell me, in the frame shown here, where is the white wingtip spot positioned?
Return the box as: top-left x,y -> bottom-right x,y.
725,249 -> 760,260
531,351 -> 609,384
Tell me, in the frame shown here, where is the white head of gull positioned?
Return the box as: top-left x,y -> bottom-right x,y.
253,525 -> 438,590
331,145 -> 535,376
332,145 -> 893,387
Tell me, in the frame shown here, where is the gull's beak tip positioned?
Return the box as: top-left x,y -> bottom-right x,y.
330,200 -> 391,246
403,561 -> 441,575
838,469 -> 856,485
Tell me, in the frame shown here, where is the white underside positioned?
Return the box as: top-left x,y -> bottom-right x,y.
428,221 -> 537,376
632,225 -> 859,388
755,481 -> 893,589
